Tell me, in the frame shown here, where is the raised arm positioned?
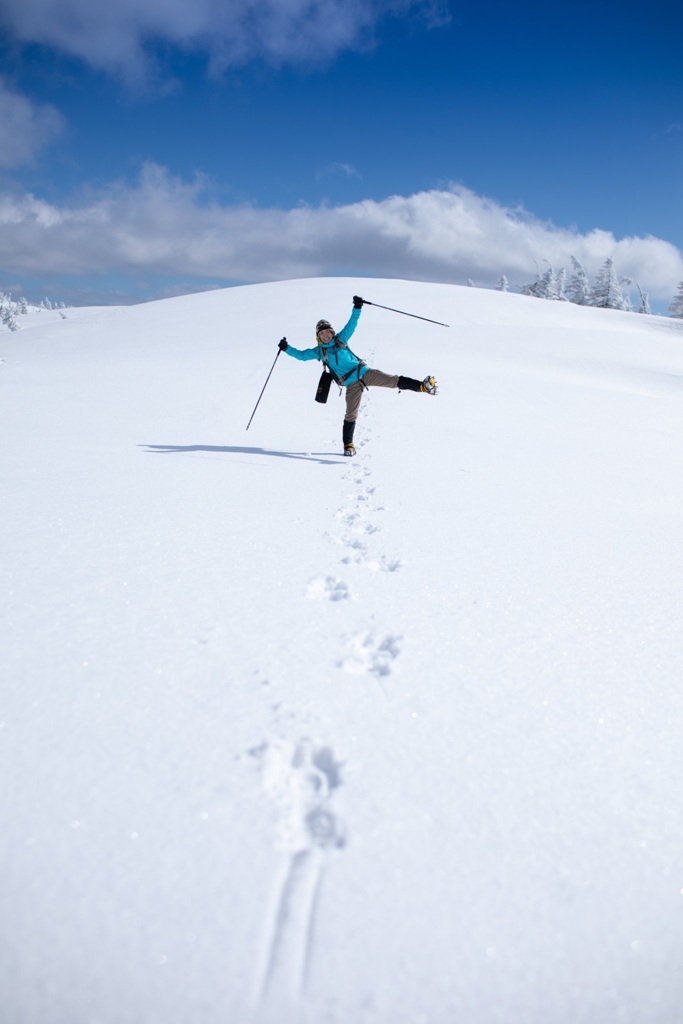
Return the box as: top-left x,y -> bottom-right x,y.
336,296 -> 364,344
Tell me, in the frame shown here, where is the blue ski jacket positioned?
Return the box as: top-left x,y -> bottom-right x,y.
284,306 -> 368,387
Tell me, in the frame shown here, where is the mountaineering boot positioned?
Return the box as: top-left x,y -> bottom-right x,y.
343,419 -> 356,457
420,375 -> 438,395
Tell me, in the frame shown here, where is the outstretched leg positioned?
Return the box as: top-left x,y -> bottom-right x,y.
397,375 -> 438,394
397,375 -> 421,392
342,369 -> 437,452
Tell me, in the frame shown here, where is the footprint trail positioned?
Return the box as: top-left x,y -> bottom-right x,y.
255,741 -> 345,1013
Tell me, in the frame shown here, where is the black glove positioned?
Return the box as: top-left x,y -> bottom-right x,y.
278,337 -> 288,351
353,295 -> 364,309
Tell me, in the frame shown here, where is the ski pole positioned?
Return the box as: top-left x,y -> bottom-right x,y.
363,299 -> 449,328
246,343 -> 284,430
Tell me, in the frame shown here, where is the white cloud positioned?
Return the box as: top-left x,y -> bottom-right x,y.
331,163 -> 362,178
0,166 -> 681,299
316,162 -> 363,184
0,0 -> 449,85
0,80 -> 65,168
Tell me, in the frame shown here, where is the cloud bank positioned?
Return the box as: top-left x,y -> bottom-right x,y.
0,0 -> 449,85
1,165 -> 681,300
0,80 -> 65,168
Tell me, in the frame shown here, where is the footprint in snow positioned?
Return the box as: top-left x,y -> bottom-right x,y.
335,514 -> 380,536
335,508 -> 362,526
325,532 -> 368,557
365,555 -> 402,573
260,738 -> 345,853
306,576 -> 351,601
339,631 -> 402,678
255,740 -> 346,1005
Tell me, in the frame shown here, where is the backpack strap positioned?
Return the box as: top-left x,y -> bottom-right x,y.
337,360 -> 367,386
318,336 -> 365,386
317,342 -> 341,383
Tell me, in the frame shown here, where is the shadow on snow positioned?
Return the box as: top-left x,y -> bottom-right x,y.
139,444 -> 343,466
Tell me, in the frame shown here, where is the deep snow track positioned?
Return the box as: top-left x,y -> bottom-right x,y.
3,280 -> 683,1024
253,401 -> 409,1017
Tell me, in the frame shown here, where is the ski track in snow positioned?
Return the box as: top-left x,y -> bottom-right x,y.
254,410 -> 404,1013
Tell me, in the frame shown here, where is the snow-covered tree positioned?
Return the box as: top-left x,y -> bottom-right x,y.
522,261 -> 564,300
497,275 -> 509,292
636,283 -> 651,315
590,258 -> 626,310
521,262 -> 546,298
669,281 -> 683,318
540,263 -> 558,300
2,306 -> 19,331
566,256 -> 591,305
620,277 -> 633,312
521,277 -> 541,298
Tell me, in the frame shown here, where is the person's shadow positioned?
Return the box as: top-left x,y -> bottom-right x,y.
139,444 -> 343,466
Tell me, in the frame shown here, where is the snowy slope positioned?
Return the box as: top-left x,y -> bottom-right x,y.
2,279 -> 683,1024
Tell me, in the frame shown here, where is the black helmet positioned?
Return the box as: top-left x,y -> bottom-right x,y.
316,319 -> 333,337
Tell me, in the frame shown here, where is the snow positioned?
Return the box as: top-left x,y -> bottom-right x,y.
2,278 -> 683,1024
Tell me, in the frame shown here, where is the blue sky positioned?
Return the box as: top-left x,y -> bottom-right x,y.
1,0 -> 682,308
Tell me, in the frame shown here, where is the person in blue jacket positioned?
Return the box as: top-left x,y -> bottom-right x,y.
278,296 -> 437,456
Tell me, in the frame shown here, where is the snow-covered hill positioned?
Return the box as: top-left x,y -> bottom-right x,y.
2,279 -> 683,1024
